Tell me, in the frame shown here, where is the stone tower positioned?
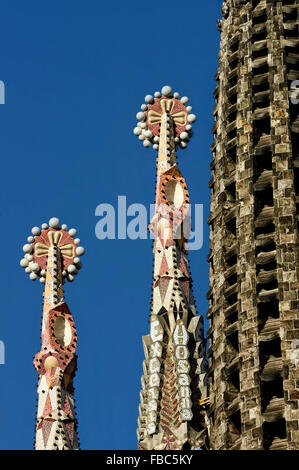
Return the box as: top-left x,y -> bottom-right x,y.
208,0 -> 299,450
20,217 -> 85,450
134,86 -> 209,450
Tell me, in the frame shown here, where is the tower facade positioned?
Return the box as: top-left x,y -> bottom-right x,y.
134,86 -> 208,450
208,0 -> 299,450
20,217 -> 85,450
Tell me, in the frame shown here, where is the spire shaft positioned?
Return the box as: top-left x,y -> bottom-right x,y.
34,249 -> 78,450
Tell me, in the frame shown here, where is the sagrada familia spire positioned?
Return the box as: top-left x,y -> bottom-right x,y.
134,86 -> 209,450
207,0 -> 299,450
20,217 -> 85,450
16,1 -> 299,452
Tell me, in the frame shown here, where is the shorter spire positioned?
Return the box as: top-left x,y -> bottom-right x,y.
20,217 -> 85,450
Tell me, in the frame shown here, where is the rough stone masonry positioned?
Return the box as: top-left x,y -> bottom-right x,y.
207,0 -> 299,450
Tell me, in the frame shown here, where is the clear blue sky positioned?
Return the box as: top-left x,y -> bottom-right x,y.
0,0 -> 221,450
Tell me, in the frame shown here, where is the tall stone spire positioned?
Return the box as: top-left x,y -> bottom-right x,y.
134,86 -> 209,450
20,217 -> 85,450
208,0 -> 299,450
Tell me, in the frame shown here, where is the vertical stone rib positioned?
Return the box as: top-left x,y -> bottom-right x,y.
270,0 -> 299,450
208,0 -> 243,449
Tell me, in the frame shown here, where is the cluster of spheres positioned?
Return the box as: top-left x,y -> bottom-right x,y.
20,217 -> 85,283
133,85 -> 197,151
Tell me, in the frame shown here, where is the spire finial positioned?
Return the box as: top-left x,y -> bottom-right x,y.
20,217 -> 85,284
133,86 -> 197,151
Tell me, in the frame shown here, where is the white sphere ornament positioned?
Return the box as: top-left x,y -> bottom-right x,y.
139,134 -> 145,141
144,130 -> 153,139
25,254 -> 33,261
186,106 -> 192,112
20,258 -> 29,268
154,136 -> 159,143
180,131 -> 189,140
61,224 -> 68,231
68,274 -> 75,282
68,228 -> 77,237
27,236 -> 34,243
136,111 -> 145,121
173,92 -> 180,98
140,122 -> 147,129
41,269 -> 46,276
181,96 -> 189,104
143,139 -> 151,148
141,104 -> 147,111
76,246 -> 85,256
154,91 -> 161,98
41,223 -> 48,230
74,238 -> 80,245
145,94 -> 154,104
186,124 -> 192,131
180,141 -> 188,149
49,217 -> 60,229
30,262 -> 40,272
175,137 -> 180,143
40,277 -> 45,284
31,227 -> 41,236
74,257 -> 80,264
62,270 -> 67,277
134,127 -> 142,136
153,144 -> 159,150
23,244 -> 32,253
67,264 -> 77,274
30,272 -> 38,281
25,267 -> 31,274
161,85 -> 172,97
188,114 -> 197,123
